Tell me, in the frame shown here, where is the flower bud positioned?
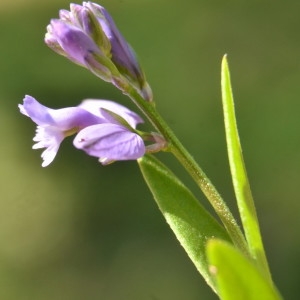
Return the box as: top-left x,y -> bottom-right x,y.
85,2 -> 152,100
45,10 -> 114,83
45,2 -> 152,100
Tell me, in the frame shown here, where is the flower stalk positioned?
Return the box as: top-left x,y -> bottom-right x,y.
125,85 -> 249,255
42,1 -> 249,254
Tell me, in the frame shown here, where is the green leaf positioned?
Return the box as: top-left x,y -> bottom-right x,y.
207,239 -> 282,300
138,154 -> 230,292
221,55 -> 271,280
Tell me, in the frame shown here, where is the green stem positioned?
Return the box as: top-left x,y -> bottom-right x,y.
125,86 -> 249,256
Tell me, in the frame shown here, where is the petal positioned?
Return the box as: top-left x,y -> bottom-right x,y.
79,99 -> 143,128
73,123 -> 145,162
59,9 -> 73,22
48,19 -> 101,66
32,126 -> 64,167
70,4 -> 95,36
19,95 -> 103,130
19,95 -> 55,126
19,95 -> 107,167
86,3 -> 146,87
40,145 -> 59,167
32,126 -> 64,149
69,4 -> 89,31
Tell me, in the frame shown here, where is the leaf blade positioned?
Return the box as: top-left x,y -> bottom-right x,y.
138,154 -> 230,292
221,55 -> 271,280
207,239 -> 282,300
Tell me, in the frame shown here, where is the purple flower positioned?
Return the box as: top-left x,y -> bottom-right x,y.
19,95 -> 145,167
45,9 -> 113,83
46,20 -> 100,67
19,95 -> 103,166
74,99 -> 145,164
73,123 -> 145,165
85,2 -> 152,100
45,2 -> 152,100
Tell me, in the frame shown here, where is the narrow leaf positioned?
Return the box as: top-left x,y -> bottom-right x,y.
138,154 -> 230,292
207,239 -> 282,300
221,55 -> 271,280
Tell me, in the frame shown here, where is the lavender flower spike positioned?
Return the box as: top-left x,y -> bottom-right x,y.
19,95 -> 103,166
45,2 -> 152,100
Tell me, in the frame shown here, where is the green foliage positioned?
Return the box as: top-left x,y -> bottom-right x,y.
221,56 -> 271,280
206,239 -> 282,300
138,154 -> 230,292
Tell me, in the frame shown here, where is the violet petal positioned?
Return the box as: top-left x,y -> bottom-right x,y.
79,99 -> 143,128
73,123 -> 145,162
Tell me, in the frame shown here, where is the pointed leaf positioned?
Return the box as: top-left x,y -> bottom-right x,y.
207,239 -> 282,300
138,154 -> 230,292
221,55 -> 271,279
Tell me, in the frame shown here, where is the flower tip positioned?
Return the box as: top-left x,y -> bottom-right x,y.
23,94 -> 34,102
41,161 -> 50,168
39,143 -> 60,167
141,82 -> 153,101
18,103 -> 26,116
20,95 -> 36,112
98,157 -> 114,165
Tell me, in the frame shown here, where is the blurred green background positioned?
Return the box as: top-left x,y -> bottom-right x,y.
1,0 -> 300,299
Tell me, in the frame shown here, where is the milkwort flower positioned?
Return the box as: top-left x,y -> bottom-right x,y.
45,2 -> 152,100
74,99 -> 146,164
19,95 -> 146,167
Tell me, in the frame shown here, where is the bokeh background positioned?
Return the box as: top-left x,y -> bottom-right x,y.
1,0 -> 300,299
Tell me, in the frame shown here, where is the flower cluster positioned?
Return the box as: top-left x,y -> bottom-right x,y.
19,95 -> 146,167
45,2 -> 152,101
20,2 -> 165,167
